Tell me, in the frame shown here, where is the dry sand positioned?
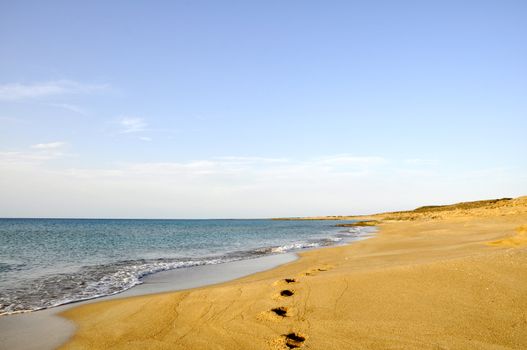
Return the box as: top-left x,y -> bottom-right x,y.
60,197 -> 527,349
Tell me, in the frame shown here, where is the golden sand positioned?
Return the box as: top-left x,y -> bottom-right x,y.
488,225 -> 527,247
60,197 -> 527,349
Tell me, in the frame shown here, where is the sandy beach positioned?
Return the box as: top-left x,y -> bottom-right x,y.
3,1 -> 525,349
55,196 -> 527,349
0,254 -> 297,350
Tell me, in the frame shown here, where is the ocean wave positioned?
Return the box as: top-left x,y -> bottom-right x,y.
0,258 -> 232,315
269,241 -> 321,253
0,225 -> 376,315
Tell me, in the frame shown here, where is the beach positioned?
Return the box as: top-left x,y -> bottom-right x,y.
56,197 -> 527,349
3,1 -> 525,349
0,254 -> 297,350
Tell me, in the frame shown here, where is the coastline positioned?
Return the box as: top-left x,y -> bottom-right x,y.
0,218 -> 363,316
58,197 -> 527,349
0,253 -> 298,350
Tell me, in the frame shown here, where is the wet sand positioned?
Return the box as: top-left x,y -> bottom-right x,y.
58,196 -> 527,349
0,253 -> 297,350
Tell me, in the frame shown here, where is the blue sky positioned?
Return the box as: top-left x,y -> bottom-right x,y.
1,0 -> 526,218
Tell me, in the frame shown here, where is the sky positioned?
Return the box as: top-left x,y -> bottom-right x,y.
0,0 -> 526,218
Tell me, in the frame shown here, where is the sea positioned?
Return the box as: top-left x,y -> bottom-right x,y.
0,218 -> 374,315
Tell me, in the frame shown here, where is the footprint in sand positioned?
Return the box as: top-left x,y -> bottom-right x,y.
266,279 -> 304,348
274,278 -> 297,287
283,332 -> 306,348
271,306 -> 289,317
280,289 -> 294,297
259,306 -> 294,322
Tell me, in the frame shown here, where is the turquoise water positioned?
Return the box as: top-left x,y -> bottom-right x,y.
0,218 -> 373,314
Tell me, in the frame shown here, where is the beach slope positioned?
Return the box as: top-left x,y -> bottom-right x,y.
60,197 -> 527,349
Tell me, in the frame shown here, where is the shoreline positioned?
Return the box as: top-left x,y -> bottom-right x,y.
0,218 -> 367,317
0,253 -> 298,350
58,197 -> 527,349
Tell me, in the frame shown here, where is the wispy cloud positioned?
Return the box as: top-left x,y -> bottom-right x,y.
3,151 -> 521,218
0,142 -> 67,167
0,151 -> 398,179
31,141 -> 66,150
0,151 -> 56,165
0,80 -> 109,100
139,136 -> 152,142
72,154 -> 386,180
119,117 -> 147,134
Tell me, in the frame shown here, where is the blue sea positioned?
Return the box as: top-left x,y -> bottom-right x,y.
0,218 -> 373,315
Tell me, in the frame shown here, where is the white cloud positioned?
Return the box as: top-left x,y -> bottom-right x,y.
0,142 -> 67,167
0,150 -> 63,166
139,136 -> 152,142
0,151 -> 56,164
119,117 -> 147,133
31,141 -> 66,150
64,155 -> 384,181
1,151 -> 525,218
0,80 -> 109,100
